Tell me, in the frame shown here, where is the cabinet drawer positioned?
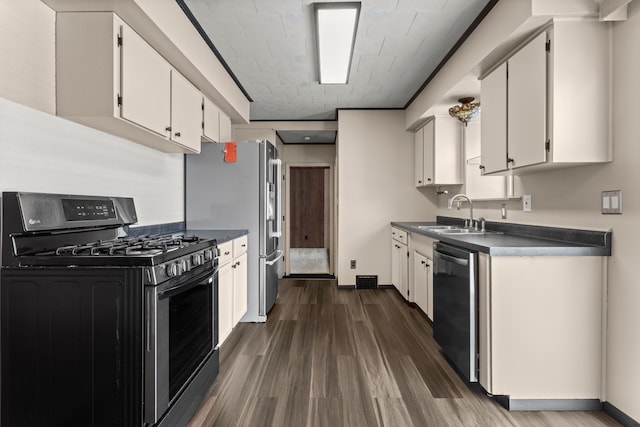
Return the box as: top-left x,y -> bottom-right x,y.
233,235 -> 248,257
218,241 -> 233,266
391,227 -> 408,244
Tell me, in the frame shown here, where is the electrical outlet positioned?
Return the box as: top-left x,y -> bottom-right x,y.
523,194 -> 532,212
350,260 -> 356,269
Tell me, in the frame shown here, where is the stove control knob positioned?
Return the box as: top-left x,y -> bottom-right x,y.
192,253 -> 203,266
166,263 -> 178,277
204,249 -> 213,261
180,259 -> 189,272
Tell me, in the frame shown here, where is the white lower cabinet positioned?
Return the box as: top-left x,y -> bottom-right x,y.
217,235 -> 248,346
232,237 -> 248,324
409,233 -> 436,320
218,258 -> 234,345
478,253 -> 604,402
391,227 -> 409,300
413,252 -> 432,320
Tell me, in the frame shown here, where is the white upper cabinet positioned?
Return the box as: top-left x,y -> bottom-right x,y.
202,97 -> 221,142
120,23 -> 171,138
56,12 -> 203,154
480,63 -> 507,175
465,121 -> 519,200
203,97 -> 232,143
170,70 -> 202,152
414,116 -> 462,187
507,32 -> 547,170
219,111 -> 232,142
480,20 -> 611,175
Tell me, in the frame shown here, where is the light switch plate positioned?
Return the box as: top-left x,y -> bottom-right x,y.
522,195 -> 532,212
602,190 -> 622,214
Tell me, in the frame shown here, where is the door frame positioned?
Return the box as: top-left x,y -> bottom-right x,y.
284,162 -> 334,276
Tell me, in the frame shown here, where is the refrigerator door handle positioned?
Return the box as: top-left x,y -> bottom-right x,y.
272,158 -> 283,238
265,250 -> 284,266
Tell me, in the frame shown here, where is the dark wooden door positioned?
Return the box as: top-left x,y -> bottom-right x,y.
290,167 -> 327,248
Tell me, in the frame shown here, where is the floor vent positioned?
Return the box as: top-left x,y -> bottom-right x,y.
356,275 -> 378,289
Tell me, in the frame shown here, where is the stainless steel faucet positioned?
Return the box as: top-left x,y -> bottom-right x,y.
448,193 -> 473,227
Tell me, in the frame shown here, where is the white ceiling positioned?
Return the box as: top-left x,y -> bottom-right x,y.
181,0 -> 493,121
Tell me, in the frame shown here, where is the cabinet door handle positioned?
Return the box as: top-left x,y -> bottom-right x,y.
427,178 -> 432,182
165,126 -> 172,132
479,165 -> 485,170
418,180 -> 422,184
174,132 -> 181,137
507,158 -> 514,164
421,260 -> 426,265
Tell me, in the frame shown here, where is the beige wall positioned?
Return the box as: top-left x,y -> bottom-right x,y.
0,0 -> 56,113
0,0 -> 184,226
337,110 -> 436,286
428,4 -> 640,420
281,144 -> 335,165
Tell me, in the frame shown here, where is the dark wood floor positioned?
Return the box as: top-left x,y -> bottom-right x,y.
188,279 -> 620,427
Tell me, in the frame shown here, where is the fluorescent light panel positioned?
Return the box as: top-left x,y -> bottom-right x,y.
314,2 -> 361,84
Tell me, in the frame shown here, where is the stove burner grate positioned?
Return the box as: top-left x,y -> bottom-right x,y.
45,234 -> 205,257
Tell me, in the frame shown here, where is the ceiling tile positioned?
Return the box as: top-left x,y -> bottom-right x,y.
182,0 -> 492,120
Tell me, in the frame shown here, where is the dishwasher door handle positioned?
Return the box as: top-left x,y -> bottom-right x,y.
435,250 -> 469,266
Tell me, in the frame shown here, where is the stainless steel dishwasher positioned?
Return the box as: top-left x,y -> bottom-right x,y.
433,241 -> 478,383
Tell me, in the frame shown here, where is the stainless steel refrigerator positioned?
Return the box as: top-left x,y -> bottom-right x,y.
185,139 -> 282,322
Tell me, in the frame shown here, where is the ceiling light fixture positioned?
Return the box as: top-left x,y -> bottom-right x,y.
449,97 -> 481,126
314,2 -> 361,85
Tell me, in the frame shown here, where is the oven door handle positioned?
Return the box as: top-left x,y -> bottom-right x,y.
434,250 -> 469,266
157,266 -> 218,300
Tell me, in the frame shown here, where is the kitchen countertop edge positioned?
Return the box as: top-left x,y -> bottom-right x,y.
391,221 -> 611,257
185,229 -> 249,244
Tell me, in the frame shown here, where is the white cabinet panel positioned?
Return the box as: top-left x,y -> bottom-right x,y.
479,21 -> 611,175
391,227 -> 409,300
413,251 -> 431,318
507,32 -> 547,169
422,120 -> 435,185
414,127 -> 425,186
170,70 -> 202,152
219,111 -> 232,142
202,96 -> 221,142
120,24 -> 171,137
465,121 -> 519,200
232,251 -> 248,324
415,116 -> 462,187
56,12 -> 203,153
480,63 -> 507,174
218,261 -> 234,345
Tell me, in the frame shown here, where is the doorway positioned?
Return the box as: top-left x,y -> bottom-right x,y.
285,165 -> 333,276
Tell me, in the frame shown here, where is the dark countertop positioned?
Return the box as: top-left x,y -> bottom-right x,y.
185,229 -> 248,244
392,218 -> 611,257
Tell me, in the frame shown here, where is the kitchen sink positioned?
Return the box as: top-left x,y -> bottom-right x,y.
416,225 -> 501,235
433,228 -> 501,235
416,225 -> 458,230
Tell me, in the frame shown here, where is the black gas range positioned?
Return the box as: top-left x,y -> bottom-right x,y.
0,192 -> 219,427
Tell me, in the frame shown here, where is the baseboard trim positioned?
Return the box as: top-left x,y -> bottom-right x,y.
284,274 -> 335,279
603,402 -> 640,426
495,397 -> 602,411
